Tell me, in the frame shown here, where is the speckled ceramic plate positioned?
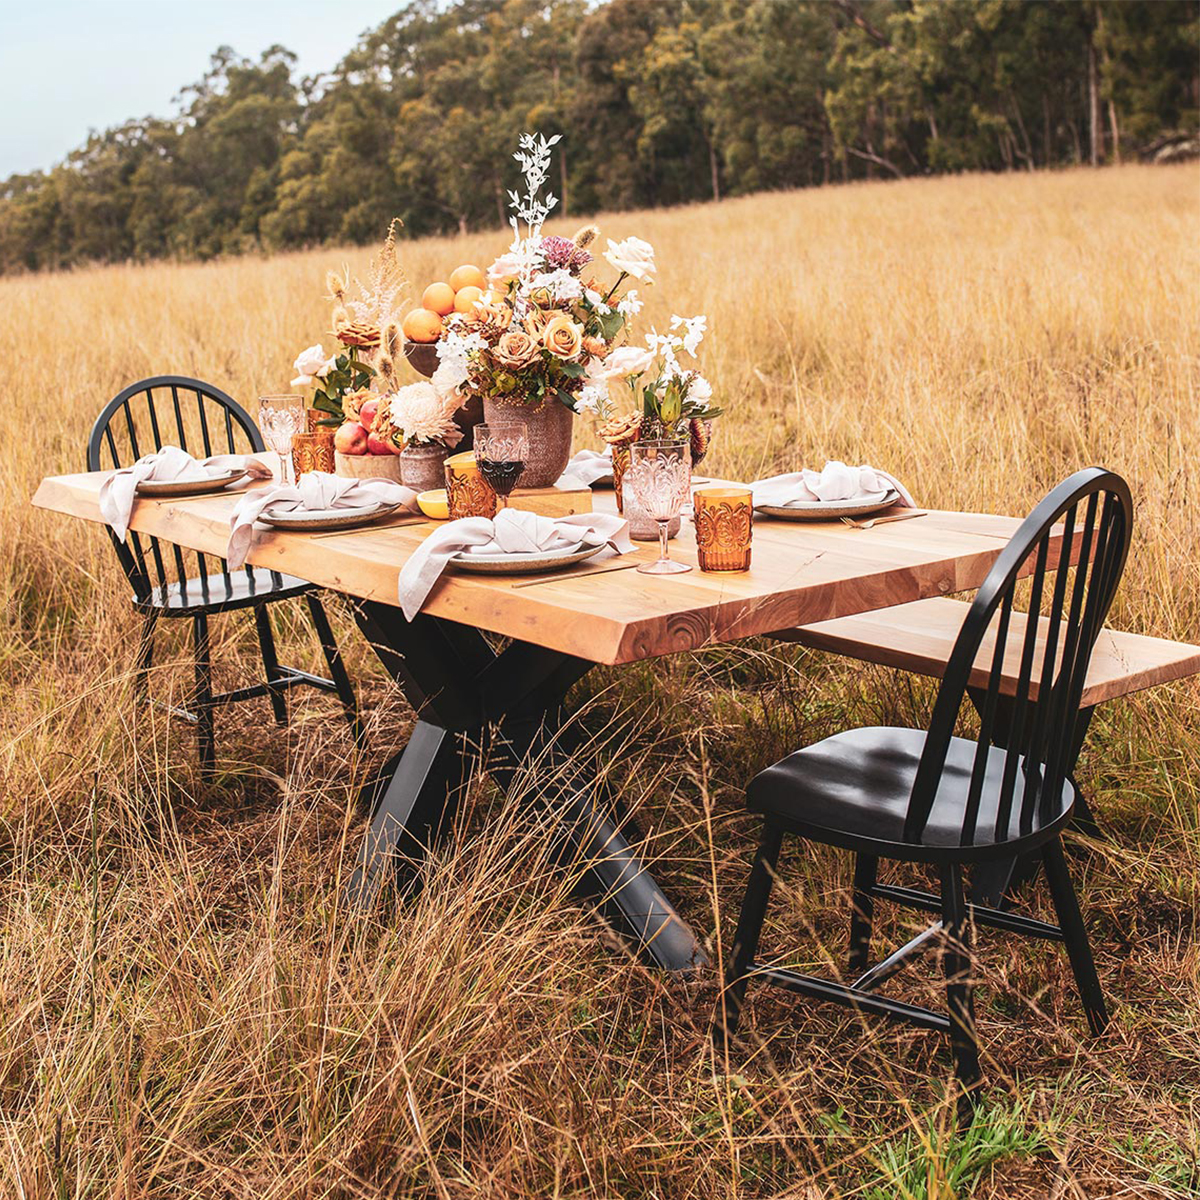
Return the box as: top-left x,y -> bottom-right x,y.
260,501 -> 400,531
755,489 -> 900,521
451,543 -> 603,575
137,469 -> 247,497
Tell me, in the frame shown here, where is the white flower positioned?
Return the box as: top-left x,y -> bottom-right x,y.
530,269 -> 584,304
616,289 -> 643,318
670,314 -> 707,357
594,345 -> 656,381
575,385 -> 605,415
387,381 -> 464,448
687,374 -> 713,403
487,252 -> 525,288
292,343 -> 327,378
584,288 -> 613,316
319,356 -> 337,379
434,328 -> 487,393
604,236 -> 656,281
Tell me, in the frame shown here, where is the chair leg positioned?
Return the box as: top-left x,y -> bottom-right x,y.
193,613 -> 215,776
940,862 -> 981,1119
1042,838 -> 1109,1036
253,605 -> 289,726
713,822 -> 783,1052
305,593 -> 363,746
134,611 -> 158,704
848,853 -> 877,975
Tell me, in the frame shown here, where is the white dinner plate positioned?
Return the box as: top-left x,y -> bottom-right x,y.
136,469 -> 247,497
451,543 -> 603,575
755,489 -> 900,521
260,501 -> 400,531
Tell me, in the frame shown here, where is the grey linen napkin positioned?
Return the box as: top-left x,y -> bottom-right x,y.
397,508 -> 633,620
751,461 -> 916,510
227,471 -> 419,569
98,445 -> 273,539
554,448 -> 614,489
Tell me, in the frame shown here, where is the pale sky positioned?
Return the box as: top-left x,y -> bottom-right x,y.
0,0 -> 403,178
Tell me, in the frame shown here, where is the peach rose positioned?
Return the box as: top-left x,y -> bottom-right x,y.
493,329 -> 541,369
543,314 -> 584,360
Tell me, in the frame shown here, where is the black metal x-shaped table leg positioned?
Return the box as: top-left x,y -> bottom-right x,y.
344,600 -> 706,972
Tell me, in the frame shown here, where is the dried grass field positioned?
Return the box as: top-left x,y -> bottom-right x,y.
2,164 -> 1199,1198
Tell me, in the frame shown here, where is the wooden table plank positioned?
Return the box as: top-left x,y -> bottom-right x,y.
31,470 -> 1059,666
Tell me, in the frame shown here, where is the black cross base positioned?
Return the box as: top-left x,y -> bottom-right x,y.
345,601 -> 706,973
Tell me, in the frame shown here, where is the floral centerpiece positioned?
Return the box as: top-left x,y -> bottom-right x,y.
372,381 -> 464,491
595,316 -> 722,519
402,133 -> 656,487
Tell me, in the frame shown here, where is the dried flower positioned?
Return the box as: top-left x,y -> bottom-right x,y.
599,411 -> 642,446
582,336 -> 607,357
540,235 -> 592,273
493,329 -> 541,370
336,320 -> 382,349
572,224 -> 600,250
689,417 -> 712,465
342,389 -> 372,423
543,314 -> 584,359
384,381 -> 464,448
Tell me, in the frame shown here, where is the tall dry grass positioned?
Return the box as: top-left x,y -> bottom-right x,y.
1,164 -> 1198,1197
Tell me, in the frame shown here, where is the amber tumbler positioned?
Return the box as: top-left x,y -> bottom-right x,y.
693,486 -> 753,571
445,451 -> 498,519
292,431 -> 334,477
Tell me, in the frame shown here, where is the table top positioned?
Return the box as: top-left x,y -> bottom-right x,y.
32,469 -> 1052,666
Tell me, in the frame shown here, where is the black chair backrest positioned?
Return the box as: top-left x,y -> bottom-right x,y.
87,375 -> 265,604
907,468 -> 1133,846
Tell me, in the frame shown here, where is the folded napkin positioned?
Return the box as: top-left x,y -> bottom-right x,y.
555,447 -> 614,490
227,471 -> 419,568
397,508 -> 633,619
98,445 -> 273,539
751,461 -> 916,510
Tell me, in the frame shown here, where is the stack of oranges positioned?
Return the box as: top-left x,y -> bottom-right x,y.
402,265 -> 488,343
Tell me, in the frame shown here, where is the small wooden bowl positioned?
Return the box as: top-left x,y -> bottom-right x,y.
335,451 -> 403,483
403,341 -> 440,378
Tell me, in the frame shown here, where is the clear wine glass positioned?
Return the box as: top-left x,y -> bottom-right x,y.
258,394 -> 305,486
473,422 -> 529,512
627,440 -> 692,575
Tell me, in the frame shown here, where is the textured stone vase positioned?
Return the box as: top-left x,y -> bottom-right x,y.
399,443 -> 449,492
482,395 -> 573,489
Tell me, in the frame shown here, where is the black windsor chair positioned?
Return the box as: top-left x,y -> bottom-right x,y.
713,467 -> 1133,1117
88,376 -> 362,773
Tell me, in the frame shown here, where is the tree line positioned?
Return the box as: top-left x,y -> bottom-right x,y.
2,0 -> 1196,274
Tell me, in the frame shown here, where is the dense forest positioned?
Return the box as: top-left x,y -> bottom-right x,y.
1,0 -> 1196,273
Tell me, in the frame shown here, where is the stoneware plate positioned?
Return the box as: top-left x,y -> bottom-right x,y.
451,543 -> 603,575
260,502 -> 399,531
755,489 -> 900,521
136,469 -> 247,497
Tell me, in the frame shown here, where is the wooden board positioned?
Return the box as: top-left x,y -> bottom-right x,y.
31,470 -> 1072,666
775,596 -> 1200,707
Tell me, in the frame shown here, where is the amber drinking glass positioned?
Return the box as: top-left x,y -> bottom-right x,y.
445,451 -> 498,519
693,487 -> 753,571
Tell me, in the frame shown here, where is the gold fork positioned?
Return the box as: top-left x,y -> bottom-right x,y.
840,509 -> 928,531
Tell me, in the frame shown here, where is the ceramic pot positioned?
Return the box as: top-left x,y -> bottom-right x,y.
483,395 -> 573,489
335,450 -> 403,482
399,443 -> 450,492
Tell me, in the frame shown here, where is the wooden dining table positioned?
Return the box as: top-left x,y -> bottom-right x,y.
32,467 -> 1066,972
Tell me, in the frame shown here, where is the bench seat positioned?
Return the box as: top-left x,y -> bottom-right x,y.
774,597 -> 1200,709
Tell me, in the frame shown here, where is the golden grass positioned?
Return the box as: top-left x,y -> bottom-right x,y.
2,164 -> 1199,1197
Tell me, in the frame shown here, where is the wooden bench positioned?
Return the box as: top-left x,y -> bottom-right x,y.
774,596 -> 1200,710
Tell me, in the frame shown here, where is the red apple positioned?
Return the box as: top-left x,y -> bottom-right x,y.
359,399 -> 379,431
334,420 -> 368,455
366,433 -> 393,455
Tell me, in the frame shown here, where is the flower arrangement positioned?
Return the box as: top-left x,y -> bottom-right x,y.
404,134 -> 653,416
290,219 -> 409,434
596,315 -> 722,462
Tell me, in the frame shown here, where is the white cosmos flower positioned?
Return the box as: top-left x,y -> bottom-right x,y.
670,314 -> 707,357
531,269 -> 583,304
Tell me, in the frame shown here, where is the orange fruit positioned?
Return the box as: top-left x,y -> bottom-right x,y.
422,282 -> 455,316
453,285 -> 484,313
401,308 -> 444,343
449,264 -> 486,292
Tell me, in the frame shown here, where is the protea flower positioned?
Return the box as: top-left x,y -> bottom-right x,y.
689,418 -> 712,465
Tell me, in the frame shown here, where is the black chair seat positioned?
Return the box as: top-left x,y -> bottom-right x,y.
747,727 -> 1075,862
137,568 -> 316,616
